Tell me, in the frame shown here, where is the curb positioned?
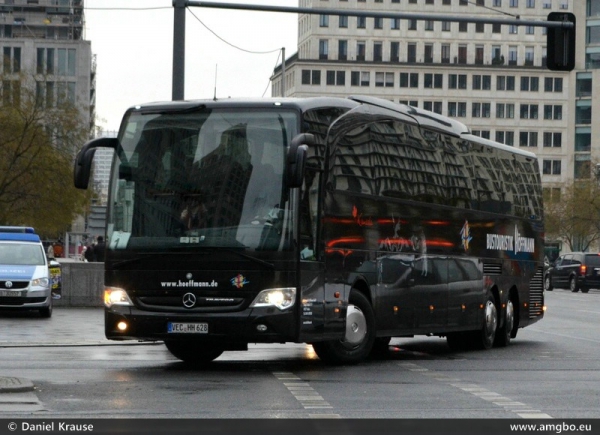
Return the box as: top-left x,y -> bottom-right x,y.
0,377 -> 34,393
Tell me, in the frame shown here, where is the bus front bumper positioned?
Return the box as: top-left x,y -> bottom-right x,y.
105,305 -> 298,346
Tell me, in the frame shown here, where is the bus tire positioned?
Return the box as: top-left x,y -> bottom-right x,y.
164,340 -> 224,364
494,298 -> 514,347
471,291 -> 498,350
312,290 -> 376,364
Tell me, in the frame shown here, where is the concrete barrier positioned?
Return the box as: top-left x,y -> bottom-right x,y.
53,260 -> 104,307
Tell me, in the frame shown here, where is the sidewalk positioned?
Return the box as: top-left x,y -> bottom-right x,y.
0,307 -> 154,393
0,307 -> 107,347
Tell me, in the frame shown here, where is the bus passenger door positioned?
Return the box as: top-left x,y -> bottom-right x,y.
376,254 -> 416,333
446,258 -> 483,328
411,256 -> 448,330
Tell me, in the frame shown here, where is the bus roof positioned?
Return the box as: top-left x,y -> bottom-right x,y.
126,96 -> 537,160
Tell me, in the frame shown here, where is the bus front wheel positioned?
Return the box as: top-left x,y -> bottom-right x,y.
164,340 -> 224,364
312,290 -> 376,364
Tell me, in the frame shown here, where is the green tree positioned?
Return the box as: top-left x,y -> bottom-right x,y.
544,180 -> 600,252
0,72 -> 91,238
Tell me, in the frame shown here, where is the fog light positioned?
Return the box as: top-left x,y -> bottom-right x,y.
117,321 -> 128,332
256,324 -> 267,332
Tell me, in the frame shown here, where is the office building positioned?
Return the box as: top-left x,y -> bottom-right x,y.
272,0 -> 596,202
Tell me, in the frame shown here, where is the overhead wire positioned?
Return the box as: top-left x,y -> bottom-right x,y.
186,7 -> 284,97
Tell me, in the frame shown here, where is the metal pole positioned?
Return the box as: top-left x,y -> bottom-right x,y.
172,0 -> 186,101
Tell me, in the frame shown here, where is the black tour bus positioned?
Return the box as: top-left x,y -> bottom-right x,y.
74,96 -> 545,364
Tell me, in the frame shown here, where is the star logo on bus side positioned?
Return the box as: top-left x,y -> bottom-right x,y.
460,220 -> 472,251
231,274 -> 249,288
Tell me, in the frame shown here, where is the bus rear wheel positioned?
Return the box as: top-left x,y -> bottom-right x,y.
494,298 -> 514,347
164,340 -> 224,364
312,290 -> 376,364
472,293 -> 498,350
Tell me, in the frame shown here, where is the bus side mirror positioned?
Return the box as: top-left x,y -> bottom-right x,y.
286,133 -> 315,188
74,137 -> 118,189
546,12 -> 576,71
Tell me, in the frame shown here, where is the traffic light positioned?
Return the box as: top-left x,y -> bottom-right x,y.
546,12 -> 576,71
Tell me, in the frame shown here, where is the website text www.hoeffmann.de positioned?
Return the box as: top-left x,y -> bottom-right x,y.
161,280 -> 218,288
510,422 -> 592,434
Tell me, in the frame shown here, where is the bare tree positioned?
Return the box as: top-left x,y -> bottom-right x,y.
545,179 -> 600,252
0,72 -> 91,237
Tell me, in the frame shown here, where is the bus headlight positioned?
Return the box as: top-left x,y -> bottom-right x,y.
30,278 -> 49,287
250,288 -> 296,310
104,287 -> 133,307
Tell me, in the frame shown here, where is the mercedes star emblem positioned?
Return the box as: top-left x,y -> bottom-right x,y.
182,292 -> 196,308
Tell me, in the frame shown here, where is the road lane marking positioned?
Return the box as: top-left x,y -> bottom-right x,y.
398,363 -> 552,419
273,372 -> 339,417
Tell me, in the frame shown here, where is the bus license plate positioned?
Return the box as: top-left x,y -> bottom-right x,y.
167,322 -> 208,334
0,290 -> 20,297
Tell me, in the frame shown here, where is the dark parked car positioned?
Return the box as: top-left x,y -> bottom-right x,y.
545,252 -> 600,293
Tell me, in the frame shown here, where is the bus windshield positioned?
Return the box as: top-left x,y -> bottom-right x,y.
107,108 -> 298,252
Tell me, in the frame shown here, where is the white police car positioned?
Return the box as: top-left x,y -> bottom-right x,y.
0,227 -> 52,318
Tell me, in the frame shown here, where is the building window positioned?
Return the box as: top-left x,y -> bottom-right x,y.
373,42 -> 383,61
357,16 -> 366,29
441,44 -> 450,63
497,103 -> 515,118
448,102 -> 467,117
543,105 -> 562,120
424,73 -> 443,88
424,44 -> 433,63
302,69 -> 321,85
391,18 -> 400,30
473,75 -> 491,90
327,70 -> 346,86
449,74 -> 467,89
424,101 -> 442,114
520,76 -> 539,91
519,131 -> 538,147
545,77 -> 563,92
408,19 -> 417,30
57,48 -> 76,76
442,21 -> 451,32
2,46 -> 21,74
339,15 -> 348,28
496,131 -> 515,146
400,72 -> 419,88
339,40 -> 348,60
319,40 -> 329,60
319,14 -> 329,27
543,132 -> 562,147
520,104 -> 539,119
36,47 -> 55,75
356,41 -> 366,61
390,42 -> 400,62
425,20 -> 434,31
374,17 -> 383,29
407,43 -> 417,62
542,160 -> 561,175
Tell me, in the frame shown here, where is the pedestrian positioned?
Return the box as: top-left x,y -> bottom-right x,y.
84,243 -> 95,262
93,236 -> 106,262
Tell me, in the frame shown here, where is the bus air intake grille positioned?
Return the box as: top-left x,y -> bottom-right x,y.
483,263 -> 502,275
529,266 -> 544,318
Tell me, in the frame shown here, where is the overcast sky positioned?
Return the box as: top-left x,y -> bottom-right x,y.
85,0 -> 298,132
